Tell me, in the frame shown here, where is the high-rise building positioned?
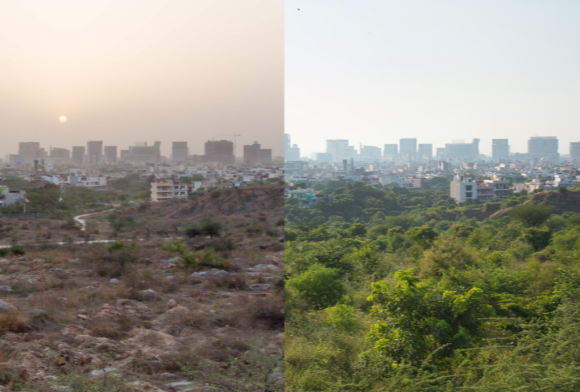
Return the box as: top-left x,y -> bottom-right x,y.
492,139 -> 509,161
286,144 -> 301,161
570,142 -> 580,164
72,146 -> 85,166
528,137 -> 559,162
360,145 -> 382,160
87,141 -> 103,165
18,142 -> 40,164
383,144 -> 398,160
399,138 -> 417,162
50,147 -> 70,163
243,141 -> 272,165
418,144 -> 433,161
326,139 -> 350,163
128,142 -> 161,163
445,139 -> 480,161
172,142 -> 189,162
205,140 -> 234,164
104,146 -> 118,164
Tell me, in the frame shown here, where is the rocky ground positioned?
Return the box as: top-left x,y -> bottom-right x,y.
0,185 -> 284,392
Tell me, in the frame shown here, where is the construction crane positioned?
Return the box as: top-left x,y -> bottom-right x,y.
217,134 -> 241,156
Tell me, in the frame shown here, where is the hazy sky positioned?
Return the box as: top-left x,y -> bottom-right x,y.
0,0 -> 283,159
286,0 -> 580,156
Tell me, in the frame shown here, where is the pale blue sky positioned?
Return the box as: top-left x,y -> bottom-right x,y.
286,0 -> 580,156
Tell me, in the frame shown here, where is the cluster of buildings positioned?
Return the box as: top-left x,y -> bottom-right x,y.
5,139 -> 277,169
285,134 -> 580,166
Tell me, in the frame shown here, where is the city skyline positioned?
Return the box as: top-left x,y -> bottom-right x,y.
0,0 -> 283,158
286,0 -> 580,156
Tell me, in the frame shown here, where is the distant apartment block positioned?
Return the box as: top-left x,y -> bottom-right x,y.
450,174 -> 510,203
72,146 -> 85,166
151,179 -> 188,202
418,144 -> 433,161
50,147 -> 70,163
445,139 -> 480,162
243,141 -> 272,165
383,144 -> 398,160
87,141 -> 103,165
18,142 -> 40,164
492,139 -> 509,161
104,146 -> 117,164
326,139 -> 350,163
7,154 -> 25,165
205,140 -> 235,164
399,138 -> 417,162
528,136 -> 559,162
570,142 -> 580,164
172,142 -> 189,162
360,145 -> 382,160
285,134 -> 301,161
127,142 -> 161,163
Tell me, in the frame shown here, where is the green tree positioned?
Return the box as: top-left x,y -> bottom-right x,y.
511,204 -> 554,227
367,269 -> 494,368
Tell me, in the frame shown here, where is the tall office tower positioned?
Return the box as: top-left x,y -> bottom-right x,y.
72,146 -> 85,166
571,142 -> 580,164
445,139 -> 480,161
528,136 -> 559,162
492,139 -> 510,161
205,140 -> 235,164
436,147 -> 447,160
383,144 -> 398,160
87,141 -> 103,165
360,145 -> 382,160
418,144 -> 433,161
104,146 -> 118,164
399,138 -> 417,162
326,139 -> 350,162
172,142 -> 189,162
18,142 -> 40,164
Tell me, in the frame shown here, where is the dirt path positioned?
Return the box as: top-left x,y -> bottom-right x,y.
74,209 -> 116,231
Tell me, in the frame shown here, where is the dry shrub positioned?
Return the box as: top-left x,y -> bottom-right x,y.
0,311 -> 30,335
90,314 -> 136,340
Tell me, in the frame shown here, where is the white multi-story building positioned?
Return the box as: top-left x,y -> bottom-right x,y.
151,179 -> 188,202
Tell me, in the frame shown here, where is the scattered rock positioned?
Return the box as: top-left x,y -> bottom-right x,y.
45,375 -> 58,381
192,268 -> 230,278
249,284 -> 271,290
0,299 -> 17,312
57,297 -> 68,303
127,381 -> 167,392
80,286 -> 97,291
109,278 -> 119,285
138,289 -> 157,297
165,381 -> 196,391
270,372 -> 284,384
0,285 -> 13,293
19,257 -> 30,261
90,367 -> 120,378
247,264 -> 279,273
166,299 -> 177,309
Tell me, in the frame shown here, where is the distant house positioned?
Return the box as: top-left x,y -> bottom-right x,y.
0,186 -> 28,207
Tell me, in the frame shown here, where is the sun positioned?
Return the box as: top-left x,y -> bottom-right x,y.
59,116 -> 67,123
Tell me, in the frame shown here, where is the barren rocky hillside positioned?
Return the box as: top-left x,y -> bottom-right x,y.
0,185 -> 285,391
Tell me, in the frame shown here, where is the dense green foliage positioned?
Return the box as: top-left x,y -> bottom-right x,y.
286,180 -> 580,391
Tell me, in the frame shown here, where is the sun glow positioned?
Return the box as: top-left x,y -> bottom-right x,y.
59,116 -> 67,123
